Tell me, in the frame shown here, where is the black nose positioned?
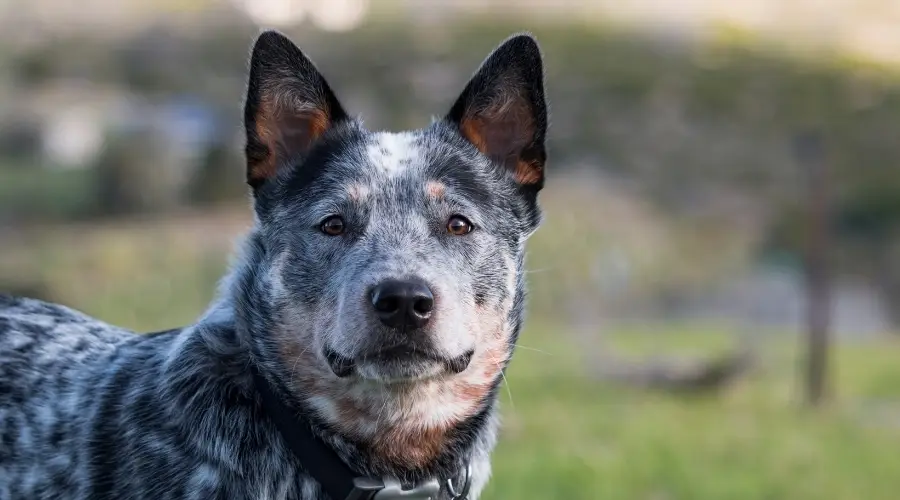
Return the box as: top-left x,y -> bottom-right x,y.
370,278 -> 435,329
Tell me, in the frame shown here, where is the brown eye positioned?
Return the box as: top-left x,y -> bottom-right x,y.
320,216 -> 345,236
447,215 -> 474,235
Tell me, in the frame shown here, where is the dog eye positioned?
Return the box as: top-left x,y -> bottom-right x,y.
320,216 -> 345,236
447,215 -> 474,235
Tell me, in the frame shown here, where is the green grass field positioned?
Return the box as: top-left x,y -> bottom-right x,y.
485,325 -> 900,499
2,211 -> 899,500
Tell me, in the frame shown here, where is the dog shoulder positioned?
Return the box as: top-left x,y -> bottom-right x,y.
0,293 -> 133,357
0,294 -> 135,406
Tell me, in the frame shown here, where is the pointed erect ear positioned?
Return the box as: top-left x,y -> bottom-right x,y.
446,33 -> 548,190
243,31 -> 349,190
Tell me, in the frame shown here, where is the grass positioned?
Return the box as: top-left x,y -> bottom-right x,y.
485,326 -> 900,499
2,212 -> 899,499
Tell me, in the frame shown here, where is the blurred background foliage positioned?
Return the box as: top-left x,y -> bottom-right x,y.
1,1 -> 900,498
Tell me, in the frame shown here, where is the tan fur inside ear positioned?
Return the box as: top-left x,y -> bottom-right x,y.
248,95 -> 331,185
458,93 -> 541,185
248,99 -> 279,185
459,117 -> 489,154
514,158 -> 543,185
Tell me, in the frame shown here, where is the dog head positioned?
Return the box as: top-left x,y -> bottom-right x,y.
238,30 -> 547,465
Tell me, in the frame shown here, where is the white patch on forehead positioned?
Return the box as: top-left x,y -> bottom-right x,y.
367,132 -> 421,177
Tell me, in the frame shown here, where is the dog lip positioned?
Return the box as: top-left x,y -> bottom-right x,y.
362,344 -> 442,362
445,349 -> 475,374
329,344 -> 475,381
323,347 -> 355,377
363,345 -> 474,374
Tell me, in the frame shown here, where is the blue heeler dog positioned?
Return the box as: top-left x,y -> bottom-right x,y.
0,30 -> 548,500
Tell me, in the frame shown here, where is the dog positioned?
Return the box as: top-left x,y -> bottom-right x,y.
0,30 -> 548,500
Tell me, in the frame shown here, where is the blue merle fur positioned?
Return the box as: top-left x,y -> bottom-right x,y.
0,29 -> 548,500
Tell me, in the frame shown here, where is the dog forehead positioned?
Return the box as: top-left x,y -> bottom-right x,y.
297,125 -> 495,214
329,129 -> 469,196
364,131 -> 423,178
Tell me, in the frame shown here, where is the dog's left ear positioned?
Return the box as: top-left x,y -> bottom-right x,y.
446,33 -> 548,190
243,31 -> 349,191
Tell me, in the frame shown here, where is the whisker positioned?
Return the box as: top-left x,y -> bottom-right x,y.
510,343 -> 553,355
486,350 -> 515,411
499,370 -> 514,411
375,392 -> 391,430
290,340 -> 314,382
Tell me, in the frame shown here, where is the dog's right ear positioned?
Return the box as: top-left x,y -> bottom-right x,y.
243,31 -> 348,191
445,33 -> 547,191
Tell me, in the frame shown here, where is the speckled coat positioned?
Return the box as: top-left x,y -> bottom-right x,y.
0,30 -> 549,500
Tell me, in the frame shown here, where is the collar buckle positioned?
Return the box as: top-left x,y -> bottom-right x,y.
347,477 -> 441,500
345,463 -> 471,500
445,464 -> 472,500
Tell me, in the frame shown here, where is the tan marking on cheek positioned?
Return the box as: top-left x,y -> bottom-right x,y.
425,181 -> 446,200
474,297 -> 514,357
474,336 -> 509,380
472,301 -> 510,342
455,380 -> 493,409
446,300 -> 513,419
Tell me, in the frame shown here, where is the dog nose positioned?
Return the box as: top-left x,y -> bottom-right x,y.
370,279 -> 434,329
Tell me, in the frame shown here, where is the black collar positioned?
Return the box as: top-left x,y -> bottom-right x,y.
251,366 -> 470,500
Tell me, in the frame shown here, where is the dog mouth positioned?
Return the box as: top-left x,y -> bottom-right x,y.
324,348 -> 356,377
324,345 -> 474,381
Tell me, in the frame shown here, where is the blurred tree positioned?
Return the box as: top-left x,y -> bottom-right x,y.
836,184 -> 900,326
186,142 -> 246,207
794,131 -> 831,406
93,130 -> 181,216
3,19 -> 900,325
